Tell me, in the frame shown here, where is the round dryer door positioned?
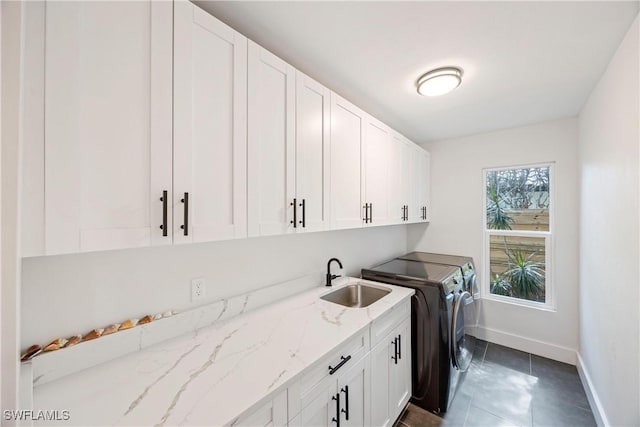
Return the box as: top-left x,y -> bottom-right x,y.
451,291 -> 476,372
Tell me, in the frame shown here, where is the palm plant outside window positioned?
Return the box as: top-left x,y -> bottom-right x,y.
483,165 -> 553,307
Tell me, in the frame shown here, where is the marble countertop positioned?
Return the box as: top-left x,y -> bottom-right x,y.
33,277 -> 414,426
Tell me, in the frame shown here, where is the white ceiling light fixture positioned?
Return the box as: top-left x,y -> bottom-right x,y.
416,67 -> 463,96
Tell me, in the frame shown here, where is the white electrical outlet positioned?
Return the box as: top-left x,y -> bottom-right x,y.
191,278 -> 206,301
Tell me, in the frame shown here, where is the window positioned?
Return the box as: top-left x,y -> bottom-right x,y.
483,164 -> 553,308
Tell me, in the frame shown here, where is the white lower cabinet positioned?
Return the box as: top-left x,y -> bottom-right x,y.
283,301 -> 411,427
371,319 -> 411,427
299,354 -> 370,427
388,319 -> 412,421
233,389 -> 288,427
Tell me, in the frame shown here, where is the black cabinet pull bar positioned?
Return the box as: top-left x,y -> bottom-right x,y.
181,192 -> 189,236
160,190 -> 168,236
341,385 -> 349,420
299,199 -> 306,228
392,337 -> 398,364
332,393 -> 340,427
328,355 -> 351,375
290,198 -> 297,228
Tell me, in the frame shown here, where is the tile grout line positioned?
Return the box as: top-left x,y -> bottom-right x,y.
529,352 -> 534,427
463,341 -> 489,426
481,341 -> 489,366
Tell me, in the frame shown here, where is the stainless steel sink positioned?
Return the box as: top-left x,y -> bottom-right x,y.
321,283 -> 391,308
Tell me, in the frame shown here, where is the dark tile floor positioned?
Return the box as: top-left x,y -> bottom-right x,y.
395,340 -> 596,427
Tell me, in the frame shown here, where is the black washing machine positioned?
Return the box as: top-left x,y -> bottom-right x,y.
362,257 -> 475,414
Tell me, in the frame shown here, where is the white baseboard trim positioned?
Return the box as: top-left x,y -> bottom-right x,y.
474,325 -> 577,365
576,353 -> 610,427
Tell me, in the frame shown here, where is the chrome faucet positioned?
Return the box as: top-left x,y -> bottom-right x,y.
326,258 -> 343,286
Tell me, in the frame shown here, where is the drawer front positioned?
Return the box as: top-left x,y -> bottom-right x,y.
370,298 -> 410,348
299,329 -> 369,400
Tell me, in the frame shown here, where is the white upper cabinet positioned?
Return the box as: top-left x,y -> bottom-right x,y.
410,146 -> 431,223
422,150 -> 432,222
388,133 -> 413,225
295,71 -> 331,233
22,3 -> 433,257
29,0 -> 173,256
247,41 -> 296,237
173,1 -> 248,244
362,116 -> 392,226
330,93 -> 366,229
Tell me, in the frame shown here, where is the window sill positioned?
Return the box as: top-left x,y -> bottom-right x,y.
478,294 -> 557,312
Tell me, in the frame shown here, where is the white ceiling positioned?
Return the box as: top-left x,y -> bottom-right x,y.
196,1 -> 639,143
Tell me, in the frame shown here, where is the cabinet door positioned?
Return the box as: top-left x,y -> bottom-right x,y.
410,144 -> 429,223
389,320 -> 412,421
338,355 -> 371,427
295,71 -> 331,233
422,150 -> 432,222
173,1 -> 247,244
42,1 -> 172,255
388,133 -> 412,225
299,382 -> 336,427
248,41 -> 296,237
362,117 -> 391,226
411,147 -> 430,223
330,93 -> 365,229
370,340 -> 392,427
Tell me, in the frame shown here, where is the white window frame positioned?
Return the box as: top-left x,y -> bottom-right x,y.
482,162 -> 555,311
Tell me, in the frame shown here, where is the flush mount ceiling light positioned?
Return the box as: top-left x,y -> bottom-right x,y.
416,67 -> 463,97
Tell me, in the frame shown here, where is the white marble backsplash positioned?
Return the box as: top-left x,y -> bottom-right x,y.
28,273 -> 322,387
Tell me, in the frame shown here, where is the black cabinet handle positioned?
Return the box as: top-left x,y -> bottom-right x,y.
363,204 -> 368,223
369,203 -> 373,223
328,355 -> 351,375
398,334 -> 402,360
180,192 -> 189,236
299,199 -> 306,228
392,337 -> 398,364
341,385 -> 349,421
290,198 -> 297,228
160,190 -> 168,236
332,393 -> 340,427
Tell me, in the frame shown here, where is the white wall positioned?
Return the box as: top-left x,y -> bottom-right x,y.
408,118 -> 579,363
21,226 -> 406,349
577,15 -> 639,427
2,1 -> 23,421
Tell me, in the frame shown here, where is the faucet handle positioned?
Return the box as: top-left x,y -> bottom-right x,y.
331,274 -> 341,280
